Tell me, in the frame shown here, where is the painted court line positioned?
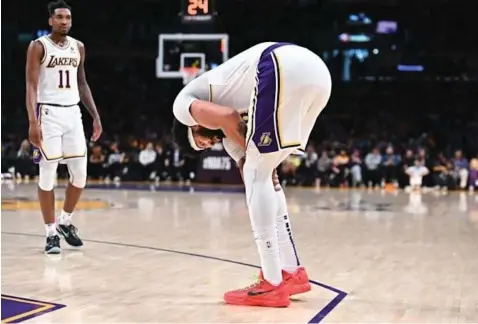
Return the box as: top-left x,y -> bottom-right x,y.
1,294 -> 66,323
2,232 -> 347,323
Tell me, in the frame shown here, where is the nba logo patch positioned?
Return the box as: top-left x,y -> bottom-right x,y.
32,149 -> 42,164
258,133 -> 272,146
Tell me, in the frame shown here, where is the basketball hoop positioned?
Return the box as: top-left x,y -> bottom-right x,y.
181,67 -> 200,85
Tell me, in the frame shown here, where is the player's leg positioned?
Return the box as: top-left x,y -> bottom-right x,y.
269,93 -> 331,294
275,186 -> 300,273
264,169 -> 308,293
263,102 -> 327,296
58,106 -> 88,247
224,144 -> 292,307
57,156 -> 87,247
271,44 -> 331,294
62,158 -> 87,219
224,43 -> 298,307
273,185 -> 312,295
35,105 -> 64,254
243,146 -> 315,300
38,160 -> 61,254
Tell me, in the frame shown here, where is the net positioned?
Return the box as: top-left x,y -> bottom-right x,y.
181,67 -> 200,85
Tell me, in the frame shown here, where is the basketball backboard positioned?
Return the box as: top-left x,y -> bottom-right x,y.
156,33 -> 229,79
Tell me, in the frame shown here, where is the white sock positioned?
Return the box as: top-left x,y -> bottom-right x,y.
59,210 -> 73,226
45,223 -> 57,237
276,187 -> 300,274
244,166 -> 282,286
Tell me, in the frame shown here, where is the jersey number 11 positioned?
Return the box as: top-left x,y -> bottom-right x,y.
58,70 -> 71,88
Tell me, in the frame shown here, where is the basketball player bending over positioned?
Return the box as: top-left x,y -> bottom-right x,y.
26,0 -> 102,254
172,42 -> 331,307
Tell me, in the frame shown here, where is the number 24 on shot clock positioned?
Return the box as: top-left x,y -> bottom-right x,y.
182,0 -> 215,23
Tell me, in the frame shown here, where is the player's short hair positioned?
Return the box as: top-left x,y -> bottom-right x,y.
48,0 -> 71,16
195,127 -> 225,140
171,119 -> 202,158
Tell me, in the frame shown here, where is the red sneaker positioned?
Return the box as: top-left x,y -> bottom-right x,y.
224,279 -> 290,307
259,267 -> 311,296
282,267 -> 311,296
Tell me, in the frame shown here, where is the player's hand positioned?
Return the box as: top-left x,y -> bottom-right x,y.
28,122 -> 42,147
272,169 -> 280,190
238,157 -> 245,181
91,117 -> 103,142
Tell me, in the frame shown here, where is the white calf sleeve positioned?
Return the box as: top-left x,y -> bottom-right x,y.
38,160 -> 59,191
243,162 -> 282,286
66,156 -> 87,188
276,187 -> 300,273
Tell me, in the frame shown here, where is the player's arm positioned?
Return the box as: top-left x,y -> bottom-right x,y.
25,41 -> 44,147
25,41 -> 43,125
223,138 -> 245,162
77,41 -> 99,120
77,41 -> 102,141
173,76 -> 247,151
190,100 -> 247,151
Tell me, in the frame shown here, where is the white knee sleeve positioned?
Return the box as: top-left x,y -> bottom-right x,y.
66,156 -> 87,188
38,161 -> 59,191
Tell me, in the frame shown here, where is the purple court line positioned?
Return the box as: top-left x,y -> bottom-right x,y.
2,232 -> 347,323
1,294 -> 66,323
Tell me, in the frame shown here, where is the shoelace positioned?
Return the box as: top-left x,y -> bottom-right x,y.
239,278 -> 263,291
49,236 -> 59,243
69,225 -> 79,235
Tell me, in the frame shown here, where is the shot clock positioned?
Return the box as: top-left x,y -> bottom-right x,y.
181,0 -> 215,23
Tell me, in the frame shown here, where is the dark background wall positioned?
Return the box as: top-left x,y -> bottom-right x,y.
2,0 -> 477,186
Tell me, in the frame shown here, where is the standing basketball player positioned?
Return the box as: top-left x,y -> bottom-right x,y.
172,42 -> 331,307
26,0 -> 102,254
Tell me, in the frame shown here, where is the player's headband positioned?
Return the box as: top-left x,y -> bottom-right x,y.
188,128 -> 204,151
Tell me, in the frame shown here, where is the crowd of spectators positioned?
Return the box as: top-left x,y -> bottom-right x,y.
2,102 -> 477,191
280,144 -> 478,191
1,138 -> 195,183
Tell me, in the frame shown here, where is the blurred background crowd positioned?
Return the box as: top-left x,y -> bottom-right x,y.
2,0 -> 477,190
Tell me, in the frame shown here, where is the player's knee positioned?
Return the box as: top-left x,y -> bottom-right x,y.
66,157 -> 87,188
243,164 -> 275,204
244,154 -> 276,183
244,165 -> 272,183
38,161 -> 59,191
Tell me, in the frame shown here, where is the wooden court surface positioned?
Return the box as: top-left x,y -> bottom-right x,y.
1,182 -> 478,323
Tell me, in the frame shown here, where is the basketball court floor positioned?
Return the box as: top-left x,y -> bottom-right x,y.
2,182 -> 478,323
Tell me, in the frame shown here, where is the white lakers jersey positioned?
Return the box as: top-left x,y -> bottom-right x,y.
173,42 -> 275,126
37,35 -> 81,106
